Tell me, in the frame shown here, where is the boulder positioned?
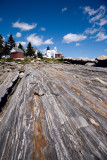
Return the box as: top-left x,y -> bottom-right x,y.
31,60 -> 34,63
64,57 -> 96,65
85,62 -> 95,66
19,72 -> 24,78
96,55 -> 107,67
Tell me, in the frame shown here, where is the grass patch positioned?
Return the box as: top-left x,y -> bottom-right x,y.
0,57 -> 36,64
15,59 -> 23,63
2,57 -> 14,62
0,57 -> 64,64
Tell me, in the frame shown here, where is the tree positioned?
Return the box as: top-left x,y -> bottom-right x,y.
37,52 -> 43,59
0,34 -> 4,57
18,43 -> 25,55
7,34 -> 15,51
26,42 -> 34,57
18,43 -> 23,50
3,42 -> 10,56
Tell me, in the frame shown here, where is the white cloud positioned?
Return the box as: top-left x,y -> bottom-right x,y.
90,6 -> 105,23
98,17 -> 107,26
43,38 -> 54,44
82,5 -> 107,41
62,7 -> 67,13
0,18 -> 3,22
96,32 -> 107,41
84,28 -> 98,34
40,27 -> 46,31
104,49 -> 107,51
83,5 -> 106,25
27,34 -> 43,46
16,41 -> 27,46
83,6 -> 98,16
62,33 -> 87,43
16,32 -> 22,38
12,21 -> 37,31
27,33 -> 54,46
76,43 -> 80,46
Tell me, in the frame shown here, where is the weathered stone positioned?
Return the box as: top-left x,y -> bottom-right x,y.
85,62 -> 95,66
31,60 -> 34,63
19,72 -> 24,78
64,57 -> 96,65
96,55 -> 107,67
0,63 -> 107,160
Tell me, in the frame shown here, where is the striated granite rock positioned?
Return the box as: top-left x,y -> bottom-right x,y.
0,63 -> 107,160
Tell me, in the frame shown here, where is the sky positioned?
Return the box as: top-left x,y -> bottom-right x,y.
0,0 -> 107,59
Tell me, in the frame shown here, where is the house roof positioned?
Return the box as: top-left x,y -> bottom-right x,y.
11,47 -> 24,53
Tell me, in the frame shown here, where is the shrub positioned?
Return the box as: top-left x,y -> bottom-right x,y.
5,57 -> 14,62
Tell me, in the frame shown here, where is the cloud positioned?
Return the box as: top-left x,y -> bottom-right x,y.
62,7 -> 67,13
83,5 -> 106,24
12,21 -> 37,31
98,17 -> 107,26
27,34 -> 43,46
82,5 -> 107,41
83,6 -> 98,16
27,33 -> 54,46
76,43 -> 80,46
16,32 -> 22,38
40,27 -> 46,31
43,38 -> 54,44
96,32 -> 107,41
62,33 -> 87,43
16,41 -> 27,46
0,18 -> 3,22
84,28 -> 98,34
90,8 -> 105,23
104,49 -> 107,51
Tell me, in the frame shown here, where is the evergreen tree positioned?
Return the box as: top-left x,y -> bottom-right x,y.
3,42 -> 10,56
18,43 -> 25,55
37,52 -> 43,59
18,43 -> 23,50
0,34 -> 4,57
26,42 -> 34,57
7,34 -> 15,50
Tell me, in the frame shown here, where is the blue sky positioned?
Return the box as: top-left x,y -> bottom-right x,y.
0,0 -> 107,58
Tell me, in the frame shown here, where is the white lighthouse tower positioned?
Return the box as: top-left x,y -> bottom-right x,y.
46,46 -> 51,58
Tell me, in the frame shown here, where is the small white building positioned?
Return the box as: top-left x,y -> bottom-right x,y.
44,46 -> 62,59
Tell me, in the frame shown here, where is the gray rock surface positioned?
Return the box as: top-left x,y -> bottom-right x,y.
0,63 -> 107,160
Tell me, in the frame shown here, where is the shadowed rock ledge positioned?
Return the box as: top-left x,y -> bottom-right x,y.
0,63 -> 107,160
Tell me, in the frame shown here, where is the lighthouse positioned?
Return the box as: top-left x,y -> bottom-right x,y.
46,46 -> 52,58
